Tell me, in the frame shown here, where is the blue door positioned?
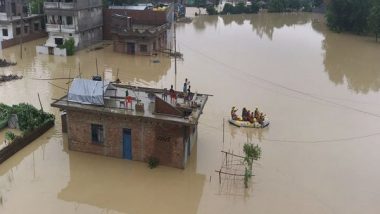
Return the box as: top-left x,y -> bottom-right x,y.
123,129 -> 132,160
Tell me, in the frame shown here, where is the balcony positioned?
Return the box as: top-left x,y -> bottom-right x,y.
0,13 -> 8,21
60,2 -> 75,9
44,2 -> 59,9
61,25 -> 76,33
46,24 -> 61,32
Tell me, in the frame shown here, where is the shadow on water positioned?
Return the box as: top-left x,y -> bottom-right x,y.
312,19 -> 380,94
58,135 -> 205,214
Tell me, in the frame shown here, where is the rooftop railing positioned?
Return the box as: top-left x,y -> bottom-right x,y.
46,24 -> 61,32
60,2 -> 75,9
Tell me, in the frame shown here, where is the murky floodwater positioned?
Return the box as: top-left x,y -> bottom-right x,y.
1,12 -> 380,214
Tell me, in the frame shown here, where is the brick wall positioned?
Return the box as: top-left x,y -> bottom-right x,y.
155,96 -> 183,116
1,31 -> 47,49
103,8 -> 168,40
67,109 -> 189,168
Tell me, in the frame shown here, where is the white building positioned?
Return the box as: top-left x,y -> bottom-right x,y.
0,0 -> 45,49
36,0 -> 103,56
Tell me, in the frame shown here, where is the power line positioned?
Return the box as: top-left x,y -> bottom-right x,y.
179,41 -> 380,119
199,121 -> 380,144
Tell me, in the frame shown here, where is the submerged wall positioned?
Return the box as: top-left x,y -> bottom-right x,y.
66,110 -> 193,168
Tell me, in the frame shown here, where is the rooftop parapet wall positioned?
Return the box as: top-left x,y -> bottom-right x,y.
103,8 -> 169,40
44,0 -> 102,10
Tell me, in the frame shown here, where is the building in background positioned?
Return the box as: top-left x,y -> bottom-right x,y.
36,0 -> 103,56
103,3 -> 174,55
0,0 -> 46,49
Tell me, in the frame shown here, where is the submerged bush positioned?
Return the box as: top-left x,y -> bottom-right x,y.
148,157 -> 160,169
243,143 -> 262,188
5,131 -> 16,142
0,103 -> 55,132
206,5 -> 218,15
60,38 -> 76,56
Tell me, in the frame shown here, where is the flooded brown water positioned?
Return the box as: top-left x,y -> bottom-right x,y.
1,13 -> 380,214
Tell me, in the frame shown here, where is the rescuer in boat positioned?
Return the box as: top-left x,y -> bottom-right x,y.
249,112 -> 255,123
242,108 -> 248,121
257,113 -> 266,125
231,106 -> 239,120
254,108 -> 260,119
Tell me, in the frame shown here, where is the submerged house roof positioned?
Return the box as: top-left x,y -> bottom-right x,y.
52,81 -> 209,126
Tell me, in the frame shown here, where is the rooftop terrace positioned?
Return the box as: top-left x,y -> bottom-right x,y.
52,83 -> 209,126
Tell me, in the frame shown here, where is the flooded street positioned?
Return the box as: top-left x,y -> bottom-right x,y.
1,12 -> 380,213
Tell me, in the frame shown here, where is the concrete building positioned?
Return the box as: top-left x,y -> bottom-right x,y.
36,0 -> 103,56
52,79 -> 209,169
0,0 -> 46,49
103,4 -> 174,55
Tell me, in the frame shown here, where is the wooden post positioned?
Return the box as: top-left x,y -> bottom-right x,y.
96,58 -> 99,76
37,93 -> 43,112
222,118 -> 225,145
103,69 -> 105,108
219,170 -> 221,184
78,62 -> 81,78
19,15 -> 23,59
174,22 -> 177,90
225,151 -> 227,167
67,68 -> 71,105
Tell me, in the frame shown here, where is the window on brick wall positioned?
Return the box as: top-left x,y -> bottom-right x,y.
15,27 -> 21,35
140,44 -> 147,53
2,29 -> 8,37
91,124 -> 104,144
24,26 -> 28,34
34,23 -> 39,31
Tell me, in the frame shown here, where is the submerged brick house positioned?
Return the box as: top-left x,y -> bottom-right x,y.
103,4 -> 174,55
52,79 -> 208,168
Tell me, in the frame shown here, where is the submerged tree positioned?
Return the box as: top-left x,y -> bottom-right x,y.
29,0 -> 44,14
243,143 -> 262,188
368,1 -> 380,41
206,5 -> 218,15
326,0 -> 372,34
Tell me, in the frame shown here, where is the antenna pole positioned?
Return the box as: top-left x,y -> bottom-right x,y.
96,58 -> 99,76
174,21 -> 177,90
78,62 -> 81,78
223,118 -> 225,145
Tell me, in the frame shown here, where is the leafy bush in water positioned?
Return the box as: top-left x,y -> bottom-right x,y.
268,0 -> 313,12
148,157 -> 160,169
59,38 -> 76,56
243,143 -> 262,162
206,5 -> 218,15
5,131 -> 16,141
243,143 -> 262,188
0,104 -> 11,121
10,103 -> 54,132
0,104 -> 11,130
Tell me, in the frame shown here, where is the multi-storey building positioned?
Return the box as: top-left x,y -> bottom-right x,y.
0,0 -> 45,49
103,4 -> 174,55
36,0 -> 103,56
